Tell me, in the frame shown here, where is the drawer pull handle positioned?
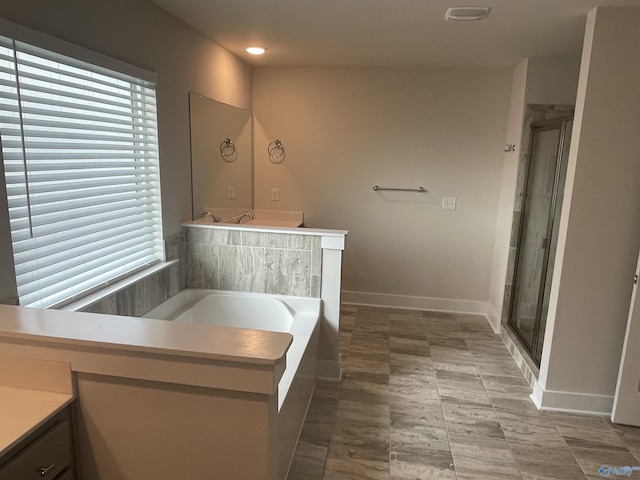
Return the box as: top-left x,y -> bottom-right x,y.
39,464 -> 56,477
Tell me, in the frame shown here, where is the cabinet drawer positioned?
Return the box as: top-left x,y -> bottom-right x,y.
54,468 -> 74,480
0,419 -> 72,480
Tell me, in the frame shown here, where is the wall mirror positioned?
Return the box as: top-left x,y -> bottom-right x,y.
189,92 -> 252,219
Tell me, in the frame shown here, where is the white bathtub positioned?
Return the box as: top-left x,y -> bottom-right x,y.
143,288 -> 320,479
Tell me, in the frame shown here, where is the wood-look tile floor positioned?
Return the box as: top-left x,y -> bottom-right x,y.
286,304 -> 640,480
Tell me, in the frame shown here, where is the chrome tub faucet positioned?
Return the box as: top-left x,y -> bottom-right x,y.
236,213 -> 254,224
201,211 -> 221,222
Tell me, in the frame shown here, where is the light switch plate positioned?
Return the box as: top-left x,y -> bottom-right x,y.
442,196 -> 457,210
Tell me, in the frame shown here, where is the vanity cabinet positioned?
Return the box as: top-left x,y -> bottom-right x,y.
0,406 -> 75,480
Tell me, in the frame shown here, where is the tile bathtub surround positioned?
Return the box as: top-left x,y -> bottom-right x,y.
186,227 -> 322,297
80,231 -> 186,316
287,305 -> 640,480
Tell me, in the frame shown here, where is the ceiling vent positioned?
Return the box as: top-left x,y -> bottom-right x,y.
445,7 -> 491,21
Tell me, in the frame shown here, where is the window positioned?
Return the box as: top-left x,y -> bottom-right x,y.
0,34 -> 163,309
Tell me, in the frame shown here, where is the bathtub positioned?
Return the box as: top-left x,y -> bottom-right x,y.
143,288 -> 320,479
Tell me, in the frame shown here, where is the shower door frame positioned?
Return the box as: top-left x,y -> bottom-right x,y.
508,117 -> 573,366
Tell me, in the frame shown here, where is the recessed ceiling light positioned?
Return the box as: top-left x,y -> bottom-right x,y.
445,7 -> 491,21
246,46 -> 267,55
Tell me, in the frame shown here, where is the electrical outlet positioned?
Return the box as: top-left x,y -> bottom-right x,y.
442,196 -> 457,210
271,188 -> 279,201
228,186 -> 236,199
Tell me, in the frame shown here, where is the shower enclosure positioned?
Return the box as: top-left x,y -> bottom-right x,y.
508,118 -> 573,366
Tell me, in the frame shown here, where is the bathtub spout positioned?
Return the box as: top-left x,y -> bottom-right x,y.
236,213 -> 254,224
201,211 -> 221,222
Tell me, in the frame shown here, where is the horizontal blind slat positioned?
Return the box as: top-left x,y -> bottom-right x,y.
4,159 -> 159,173
1,103 -> 158,130
16,240 -> 157,291
6,183 -> 158,208
2,151 -> 158,162
16,66 -> 157,106
5,174 -> 159,193
13,222 -> 157,266
20,258 -> 159,308
16,235 -> 157,281
17,246 -> 157,295
10,213 -> 160,245
19,129 -> 159,145
0,115 -> 158,138
19,251 -> 158,307
20,140 -> 158,152
18,93 -> 157,121
11,207 -> 157,240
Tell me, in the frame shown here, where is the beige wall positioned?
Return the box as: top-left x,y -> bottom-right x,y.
525,55 -> 582,105
486,59 -> 529,329
253,67 -> 511,309
537,6 -> 640,413
0,0 -> 252,240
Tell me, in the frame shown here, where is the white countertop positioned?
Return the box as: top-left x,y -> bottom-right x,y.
0,305 -> 291,395
0,386 -> 74,457
0,355 -> 75,459
183,218 -> 348,250
0,304 -> 292,366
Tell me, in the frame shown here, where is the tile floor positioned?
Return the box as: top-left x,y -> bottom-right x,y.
287,304 -> 640,480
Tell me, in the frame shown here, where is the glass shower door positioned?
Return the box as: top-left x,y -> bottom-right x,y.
509,119 -> 572,365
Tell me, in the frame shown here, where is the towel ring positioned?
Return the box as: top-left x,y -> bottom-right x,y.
220,138 -> 237,162
268,139 -> 285,164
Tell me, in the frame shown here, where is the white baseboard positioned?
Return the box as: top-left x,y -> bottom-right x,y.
531,379 -> 614,416
343,290 -> 488,315
485,303 -> 502,334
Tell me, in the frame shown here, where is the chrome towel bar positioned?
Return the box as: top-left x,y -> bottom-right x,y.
373,185 -> 427,193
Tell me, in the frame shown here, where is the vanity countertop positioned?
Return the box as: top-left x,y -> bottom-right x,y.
0,354 -> 75,458
0,386 -> 74,457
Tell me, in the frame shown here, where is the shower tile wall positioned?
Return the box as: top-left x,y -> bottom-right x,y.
80,231 -> 187,316
186,227 -> 322,298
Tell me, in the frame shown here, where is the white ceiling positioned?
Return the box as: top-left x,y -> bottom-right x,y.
150,0 -> 640,67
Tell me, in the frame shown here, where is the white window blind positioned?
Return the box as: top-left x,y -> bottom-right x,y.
0,35 -> 163,309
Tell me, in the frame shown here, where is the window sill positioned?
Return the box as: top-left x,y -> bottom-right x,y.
61,260 -> 179,312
